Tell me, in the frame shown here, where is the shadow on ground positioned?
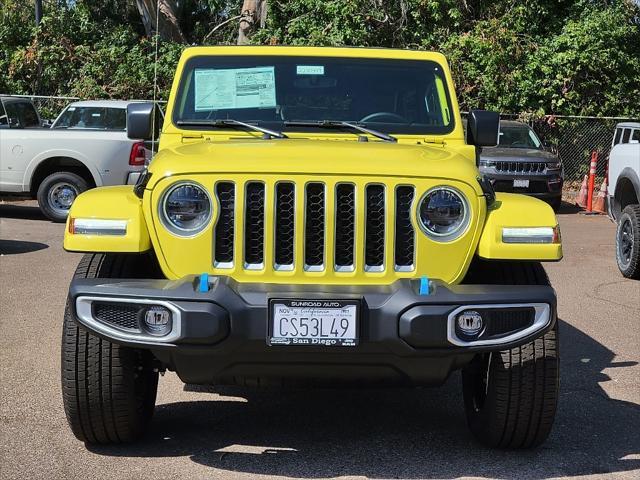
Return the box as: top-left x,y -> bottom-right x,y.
0,203 -> 48,221
558,200 -> 582,214
0,239 -> 49,255
88,320 -> 639,479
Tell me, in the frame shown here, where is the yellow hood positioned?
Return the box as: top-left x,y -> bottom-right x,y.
147,138 -> 481,193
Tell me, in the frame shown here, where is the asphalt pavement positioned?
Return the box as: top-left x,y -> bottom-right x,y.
0,200 -> 638,480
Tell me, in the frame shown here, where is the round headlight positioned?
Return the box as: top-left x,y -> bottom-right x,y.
161,182 -> 212,236
418,187 -> 469,241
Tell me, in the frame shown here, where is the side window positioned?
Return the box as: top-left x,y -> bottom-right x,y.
631,129 -> 640,143
613,128 -> 622,145
103,108 -> 126,130
3,100 -> 40,128
621,128 -> 631,144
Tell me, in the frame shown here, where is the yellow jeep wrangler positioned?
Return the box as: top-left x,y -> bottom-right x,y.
61,46 -> 562,448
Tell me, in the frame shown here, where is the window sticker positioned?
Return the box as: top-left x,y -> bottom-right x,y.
194,66 -> 276,111
296,65 -> 325,75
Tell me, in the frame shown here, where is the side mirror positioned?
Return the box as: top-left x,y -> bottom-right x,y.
127,102 -> 162,140
467,109 -> 500,147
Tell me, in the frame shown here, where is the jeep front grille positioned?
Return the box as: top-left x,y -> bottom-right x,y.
212,180 -> 416,274
495,161 -> 545,173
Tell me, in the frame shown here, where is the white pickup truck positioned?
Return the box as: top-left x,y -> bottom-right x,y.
608,121 -> 640,279
0,97 -> 150,221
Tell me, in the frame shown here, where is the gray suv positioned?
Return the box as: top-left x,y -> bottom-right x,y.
479,121 -> 563,211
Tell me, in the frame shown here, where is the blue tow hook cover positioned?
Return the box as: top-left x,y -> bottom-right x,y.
419,275 -> 430,296
198,273 -> 210,293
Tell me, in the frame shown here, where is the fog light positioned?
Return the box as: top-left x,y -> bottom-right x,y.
456,310 -> 484,337
143,306 -> 172,336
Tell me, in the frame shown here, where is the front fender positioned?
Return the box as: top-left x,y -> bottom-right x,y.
64,186 -> 151,253
477,193 -> 562,261
24,149 -> 103,190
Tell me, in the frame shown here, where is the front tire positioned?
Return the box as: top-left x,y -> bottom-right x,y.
61,254 -> 159,444
615,205 -> 640,279
37,171 -> 88,222
461,260 -> 559,448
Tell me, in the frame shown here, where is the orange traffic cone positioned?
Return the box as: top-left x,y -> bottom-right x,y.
592,177 -> 608,214
576,174 -> 588,209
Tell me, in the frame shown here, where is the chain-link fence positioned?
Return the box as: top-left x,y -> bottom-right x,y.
499,113 -> 639,200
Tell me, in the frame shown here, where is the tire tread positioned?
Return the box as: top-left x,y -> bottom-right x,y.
61,254 -> 158,444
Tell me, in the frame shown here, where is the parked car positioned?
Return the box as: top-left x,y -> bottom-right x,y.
0,97 -> 152,221
478,120 -> 564,211
608,121 -> 640,279
62,46 -> 563,449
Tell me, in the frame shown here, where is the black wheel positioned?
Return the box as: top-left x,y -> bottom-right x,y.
549,196 -> 562,212
61,253 -> 160,444
461,260 -> 559,448
37,171 -> 88,222
615,205 -> 640,279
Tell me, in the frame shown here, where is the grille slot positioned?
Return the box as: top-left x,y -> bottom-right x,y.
244,182 -> 265,268
365,184 -> 385,270
334,183 -> 356,270
93,302 -> 141,331
304,182 -> 325,270
495,161 -> 545,173
214,182 -> 235,267
274,182 -> 295,269
394,186 -> 415,270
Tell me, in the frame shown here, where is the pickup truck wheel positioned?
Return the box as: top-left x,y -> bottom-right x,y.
461,261 -> 559,448
61,254 -> 159,444
615,205 -> 640,279
37,172 -> 88,222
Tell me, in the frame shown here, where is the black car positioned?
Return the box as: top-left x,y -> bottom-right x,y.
479,121 -> 563,211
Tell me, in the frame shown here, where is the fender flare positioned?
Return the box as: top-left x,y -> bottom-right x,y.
614,167 -> 640,200
611,167 -> 640,218
23,148 -> 103,191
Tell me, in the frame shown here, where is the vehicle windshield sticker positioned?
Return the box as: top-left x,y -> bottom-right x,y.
194,66 -> 276,111
296,65 -> 325,75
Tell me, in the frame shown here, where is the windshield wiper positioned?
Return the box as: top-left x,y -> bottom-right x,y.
175,119 -> 288,139
284,120 -> 397,143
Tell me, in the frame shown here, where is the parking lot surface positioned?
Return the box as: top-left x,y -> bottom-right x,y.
1,200 -> 638,480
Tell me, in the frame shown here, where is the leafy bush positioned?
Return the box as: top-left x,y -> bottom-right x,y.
1,0 -> 638,117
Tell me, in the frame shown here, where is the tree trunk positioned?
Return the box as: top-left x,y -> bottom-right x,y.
238,0 -> 268,45
135,0 -> 186,43
35,0 -> 43,25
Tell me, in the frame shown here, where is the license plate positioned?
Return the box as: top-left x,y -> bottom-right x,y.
513,179 -> 530,188
268,299 -> 359,347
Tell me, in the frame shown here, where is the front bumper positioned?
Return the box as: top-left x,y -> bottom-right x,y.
481,170 -> 563,200
69,276 -> 556,386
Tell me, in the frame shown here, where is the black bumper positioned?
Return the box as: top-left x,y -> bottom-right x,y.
482,172 -> 563,200
69,276 -> 556,386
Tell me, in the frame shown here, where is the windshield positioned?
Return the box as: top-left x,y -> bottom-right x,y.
498,124 -> 542,149
173,56 -> 455,135
53,106 -> 126,130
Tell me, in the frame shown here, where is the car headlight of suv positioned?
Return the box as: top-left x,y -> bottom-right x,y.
417,186 -> 470,241
546,161 -> 562,170
160,182 -> 212,236
478,158 -> 495,167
